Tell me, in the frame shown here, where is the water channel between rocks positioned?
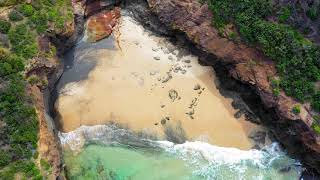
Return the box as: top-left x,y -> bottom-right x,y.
55,12 -> 302,180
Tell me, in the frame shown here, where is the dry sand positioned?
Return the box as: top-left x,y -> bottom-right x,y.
56,15 -> 260,150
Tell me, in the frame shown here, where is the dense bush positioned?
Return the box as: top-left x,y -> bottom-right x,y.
306,6 -> 318,21
0,0 -> 73,178
207,0 -> 320,115
30,11 -> 48,33
292,105 -> 301,115
8,24 -> 38,59
278,7 -> 291,23
0,20 -> 11,34
18,4 -> 35,17
0,150 -> 10,167
8,10 -> 23,21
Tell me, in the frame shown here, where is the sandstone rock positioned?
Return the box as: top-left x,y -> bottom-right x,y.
86,8 -> 121,42
147,0 -> 320,173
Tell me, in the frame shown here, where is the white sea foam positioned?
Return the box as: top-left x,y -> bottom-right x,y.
59,125 -> 302,179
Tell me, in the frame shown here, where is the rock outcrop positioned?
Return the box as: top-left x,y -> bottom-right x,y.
86,8 -> 121,42
147,0 -> 320,173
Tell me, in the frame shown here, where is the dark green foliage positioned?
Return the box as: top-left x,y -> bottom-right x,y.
278,7 -> 291,23
0,0 -> 72,178
271,78 -> 280,96
312,115 -> 320,134
40,159 -> 50,170
0,160 -> 42,179
18,4 -> 35,17
207,0 -> 320,111
292,105 -> 301,115
312,92 -> 320,112
0,48 -> 24,77
0,20 -> 11,34
306,6 -> 318,21
8,10 -> 23,21
27,0 -> 73,33
0,149 -> 10,167
30,11 -> 48,33
8,24 -> 38,59
0,74 -> 40,178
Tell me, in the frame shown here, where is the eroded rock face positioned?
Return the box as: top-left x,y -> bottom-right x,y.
86,7 -> 121,42
74,0 -> 121,16
147,0 -> 320,173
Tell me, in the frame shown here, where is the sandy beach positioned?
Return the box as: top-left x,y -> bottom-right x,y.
55,15 -> 260,150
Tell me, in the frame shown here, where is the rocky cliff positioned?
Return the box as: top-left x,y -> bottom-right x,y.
145,0 -> 320,174
34,0 -> 320,177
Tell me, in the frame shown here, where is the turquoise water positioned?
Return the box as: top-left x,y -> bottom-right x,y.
64,145 -> 194,180
63,139 -> 302,180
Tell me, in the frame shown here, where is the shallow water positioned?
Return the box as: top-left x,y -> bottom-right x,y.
61,125 -> 302,180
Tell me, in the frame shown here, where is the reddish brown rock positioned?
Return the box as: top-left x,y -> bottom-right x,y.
86,7 -> 121,42
147,0 -> 320,173
75,0 -> 121,17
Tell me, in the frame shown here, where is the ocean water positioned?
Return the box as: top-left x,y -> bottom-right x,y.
61,125 -> 302,180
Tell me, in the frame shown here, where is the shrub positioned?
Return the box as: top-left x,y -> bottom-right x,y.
8,10 -> 23,21
292,105 -> 301,115
18,4 -> 35,17
0,149 -> 10,167
27,75 -> 40,85
0,20 -> 11,34
30,11 -> 48,33
278,7 -> 291,23
40,159 -> 50,170
306,6 -> 318,21
207,0 -> 320,112
8,24 -> 38,59
312,92 -> 320,112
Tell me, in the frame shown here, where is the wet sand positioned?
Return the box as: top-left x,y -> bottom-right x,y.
56,15 -> 260,150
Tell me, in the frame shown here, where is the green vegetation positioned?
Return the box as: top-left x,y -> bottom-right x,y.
312,115 -> 320,134
0,160 -> 42,180
292,105 -> 301,115
306,6 -> 319,21
278,7 -> 291,23
206,0 -> 320,127
0,0 -> 74,178
8,10 -> 23,21
8,24 -> 38,59
271,78 -> 280,96
0,20 -> 11,34
26,0 -> 73,33
40,159 -> 50,171
18,4 -> 34,17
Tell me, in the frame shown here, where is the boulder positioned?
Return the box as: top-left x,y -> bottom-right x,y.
86,7 -> 121,42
